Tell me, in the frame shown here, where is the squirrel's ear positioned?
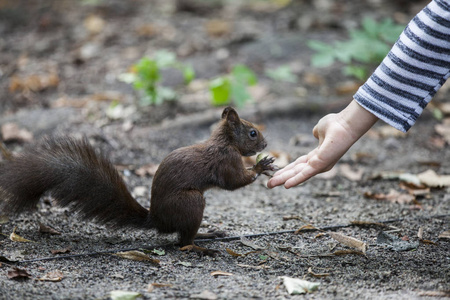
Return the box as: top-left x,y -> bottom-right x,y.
222,107 -> 240,126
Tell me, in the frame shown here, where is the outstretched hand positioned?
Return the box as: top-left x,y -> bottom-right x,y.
267,100 -> 378,189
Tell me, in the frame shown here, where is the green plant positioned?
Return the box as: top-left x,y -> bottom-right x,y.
265,65 -> 297,83
119,50 -> 195,106
209,64 -> 258,107
308,17 -> 405,80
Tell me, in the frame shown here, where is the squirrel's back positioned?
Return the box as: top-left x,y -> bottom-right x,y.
0,137 -> 151,229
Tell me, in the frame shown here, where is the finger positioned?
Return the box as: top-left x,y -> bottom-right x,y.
271,154 -> 308,177
284,164 -> 318,189
267,162 -> 307,188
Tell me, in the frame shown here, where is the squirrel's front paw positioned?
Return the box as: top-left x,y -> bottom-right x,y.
253,156 -> 276,174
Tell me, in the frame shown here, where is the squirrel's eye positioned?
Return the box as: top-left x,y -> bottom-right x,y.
249,129 -> 257,139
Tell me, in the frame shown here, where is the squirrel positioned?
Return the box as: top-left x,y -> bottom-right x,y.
0,107 -> 275,256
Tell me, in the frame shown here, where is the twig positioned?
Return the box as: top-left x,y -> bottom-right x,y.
14,214 -> 449,264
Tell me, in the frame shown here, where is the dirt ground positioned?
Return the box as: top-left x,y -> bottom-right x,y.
0,0 -> 449,299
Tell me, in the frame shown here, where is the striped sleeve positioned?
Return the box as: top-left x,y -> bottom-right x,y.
353,0 -> 450,132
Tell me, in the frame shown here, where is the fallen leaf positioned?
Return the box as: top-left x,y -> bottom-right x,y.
328,232 -> 367,254
240,236 -> 265,250
364,189 -> 415,204
1,123 -> 33,143
294,224 -> 317,234
51,248 -> 71,255
335,81 -> 360,95
7,267 -> 32,280
226,248 -> 242,257
38,222 -> 61,235
282,276 -> 320,295
210,270 -> 233,277
132,186 -> 147,197
307,267 -> 330,278
135,163 -> 159,177
38,270 -> 64,282
9,72 -> 59,93
417,169 -> 450,188
147,283 -> 173,292
190,290 -> 218,300
339,164 -> 364,181
438,230 -> 450,240
113,251 -> 160,265
176,261 -> 193,267
282,215 -> 309,222
418,290 -> 450,297
83,14 -> 105,35
417,227 -> 424,240
109,290 -> 142,300
10,227 -> 33,243
204,19 -> 231,37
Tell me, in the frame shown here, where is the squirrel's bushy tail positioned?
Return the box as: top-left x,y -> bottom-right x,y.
0,137 -> 152,229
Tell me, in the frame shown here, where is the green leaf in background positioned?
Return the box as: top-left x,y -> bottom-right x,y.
307,17 -> 405,80
343,65 -> 368,81
265,65 -> 297,83
154,50 -> 177,68
231,81 -> 250,107
232,64 -> 257,86
183,65 -> 195,85
209,77 -> 231,106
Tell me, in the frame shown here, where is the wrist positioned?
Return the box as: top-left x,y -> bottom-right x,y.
337,99 -> 378,142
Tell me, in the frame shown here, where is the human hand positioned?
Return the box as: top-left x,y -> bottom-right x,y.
267,100 -> 378,189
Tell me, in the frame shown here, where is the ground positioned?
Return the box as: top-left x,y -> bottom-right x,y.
0,0 -> 448,299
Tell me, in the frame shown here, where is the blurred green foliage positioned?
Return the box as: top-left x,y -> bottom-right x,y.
308,17 -> 405,80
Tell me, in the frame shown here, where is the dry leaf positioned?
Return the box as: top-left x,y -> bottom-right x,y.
210,270 -> 233,277
307,267 -> 330,278
113,251 -> 160,265
417,169 -> 450,188
376,125 -> 408,138
417,227 -> 424,240
109,290 -> 142,300
240,236 -> 265,250
282,276 -> 320,295
10,227 -> 33,243
364,189 -> 415,204
190,290 -> 218,300
51,248 -> 71,255
418,290 -> 450,297
335,81 -> 360,95
294,224 -> 317,234
9,72 -> 59,93
1,123 -> 33,143
83,14 -> 105,35
204,19 -> 231,37
438,230 -> 450,240
38,222 -> 61,235
339,164 -> 364,181
7,267 -> 32,279
148,283 -> 172,292
226,248 -> 242,257
328,232 -> 367,254
135,164 -> 159,177
236,264 -> 270,270
38,270 -> 64,282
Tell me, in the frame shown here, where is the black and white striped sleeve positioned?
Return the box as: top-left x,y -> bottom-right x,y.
353,0 -> 450,132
